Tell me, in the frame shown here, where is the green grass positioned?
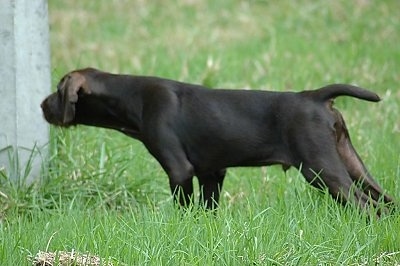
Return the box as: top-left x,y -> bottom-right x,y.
1,0 -> 400,265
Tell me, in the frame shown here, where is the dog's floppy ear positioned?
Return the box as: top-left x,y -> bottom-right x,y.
59,72 -> 91,124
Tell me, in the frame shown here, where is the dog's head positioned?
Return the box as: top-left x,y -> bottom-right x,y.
41,70 -> 92,126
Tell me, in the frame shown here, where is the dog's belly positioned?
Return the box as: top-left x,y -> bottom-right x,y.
176,111 -> 294,173
184,138 -> 292,173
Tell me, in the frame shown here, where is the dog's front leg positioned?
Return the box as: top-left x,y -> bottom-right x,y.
197,169 -> 227,210
146,140 -> 196,208
157,155 -> 195,208
168,176 -> 194,208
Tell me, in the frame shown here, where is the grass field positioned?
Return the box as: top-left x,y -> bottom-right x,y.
1,0 -> 400,265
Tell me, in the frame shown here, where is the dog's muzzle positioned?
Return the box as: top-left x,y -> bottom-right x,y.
40,94 -> 71,126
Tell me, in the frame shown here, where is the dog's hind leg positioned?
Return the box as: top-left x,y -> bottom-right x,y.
300,161 -> 377,210
292,132 -> 381,212
197,169 -> 227,210
332,109 -> 393,205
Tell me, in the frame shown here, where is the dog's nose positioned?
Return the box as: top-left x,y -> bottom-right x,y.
40,100 -> 46,110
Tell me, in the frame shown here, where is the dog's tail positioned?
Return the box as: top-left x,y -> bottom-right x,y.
312,84 -> 381,102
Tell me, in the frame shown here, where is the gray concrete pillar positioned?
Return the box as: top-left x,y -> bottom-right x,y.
0,0 -> 51,182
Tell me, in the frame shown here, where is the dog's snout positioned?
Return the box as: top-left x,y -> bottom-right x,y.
40,92 -> 77,127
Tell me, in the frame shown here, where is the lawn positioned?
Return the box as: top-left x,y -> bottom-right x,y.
1,0 -> 400,265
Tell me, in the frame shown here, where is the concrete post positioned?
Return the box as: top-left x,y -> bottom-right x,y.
0,0 -> 51,182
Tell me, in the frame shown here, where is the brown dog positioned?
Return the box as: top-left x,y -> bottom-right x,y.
41,68 -> 394,214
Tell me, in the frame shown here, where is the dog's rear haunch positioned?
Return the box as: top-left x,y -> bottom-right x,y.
41,68 -> 394,215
